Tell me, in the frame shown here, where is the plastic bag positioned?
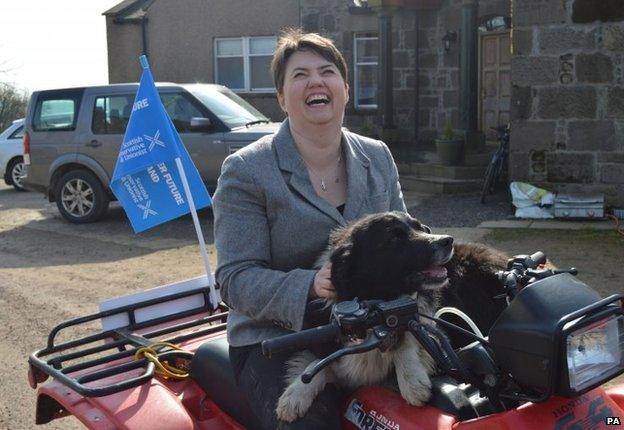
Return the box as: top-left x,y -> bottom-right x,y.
510,182 -> 554,219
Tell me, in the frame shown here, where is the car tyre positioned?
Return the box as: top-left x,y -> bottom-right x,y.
7,157 -> 27,191
55,169 -> 110,223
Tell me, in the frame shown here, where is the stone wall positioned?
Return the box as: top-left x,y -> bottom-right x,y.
301,0 -> 383,138
417,0 -> 509,144
510,0 -> 624,206
107,0 -> 298,121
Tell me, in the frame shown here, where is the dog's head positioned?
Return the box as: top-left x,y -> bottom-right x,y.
329,211 -> 454,301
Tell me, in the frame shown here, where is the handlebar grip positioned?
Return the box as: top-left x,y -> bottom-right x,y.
528,251 -> 546,268
261,323 -> 340,358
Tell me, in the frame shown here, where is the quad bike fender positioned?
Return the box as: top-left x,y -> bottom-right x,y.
34,377 -> 243,430
456,385 -> 624,430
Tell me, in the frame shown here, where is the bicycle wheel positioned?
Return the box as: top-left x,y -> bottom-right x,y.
480,153 -> 501,204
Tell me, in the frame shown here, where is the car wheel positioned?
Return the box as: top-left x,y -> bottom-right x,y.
55,169 -> 110,223
7,157 -> 27,191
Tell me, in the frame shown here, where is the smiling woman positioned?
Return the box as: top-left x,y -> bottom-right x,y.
212,28 -> 407,429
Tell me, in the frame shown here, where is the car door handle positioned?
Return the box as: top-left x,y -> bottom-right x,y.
86,140 -> 102,148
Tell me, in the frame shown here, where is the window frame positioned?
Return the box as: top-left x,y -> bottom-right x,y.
8,125 -> 24,140
214,36 -> 277,94
32,89 -> 83,132
91,94 -> 135,135
353,33 -> 379,110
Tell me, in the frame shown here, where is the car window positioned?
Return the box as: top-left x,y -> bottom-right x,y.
188,85 -> 267,128
160,93 -> 205,133
92,95 -> 134,134
33,94 -> 81,131
9,125 -> 24,139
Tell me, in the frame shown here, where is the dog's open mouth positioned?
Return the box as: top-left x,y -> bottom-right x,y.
420,265 -> 448,283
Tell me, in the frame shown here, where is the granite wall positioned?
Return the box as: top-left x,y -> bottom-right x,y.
510,0 -> 624,206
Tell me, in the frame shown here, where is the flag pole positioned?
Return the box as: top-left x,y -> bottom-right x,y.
138,55 -> 220,309
174,156 -> 220,309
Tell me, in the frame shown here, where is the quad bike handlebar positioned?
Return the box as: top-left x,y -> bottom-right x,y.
261,250 -> 582,400
495,251 -> 577,301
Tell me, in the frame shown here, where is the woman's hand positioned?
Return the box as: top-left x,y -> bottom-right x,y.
311,261 -> 336,299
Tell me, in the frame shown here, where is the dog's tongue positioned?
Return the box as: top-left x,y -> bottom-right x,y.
421,265 -> 448,278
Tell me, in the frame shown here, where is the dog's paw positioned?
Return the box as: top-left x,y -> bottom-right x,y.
276,384 -> 315,423
398,373 -> 432,406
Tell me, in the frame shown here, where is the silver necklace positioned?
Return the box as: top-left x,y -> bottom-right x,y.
302,153 -> 343,192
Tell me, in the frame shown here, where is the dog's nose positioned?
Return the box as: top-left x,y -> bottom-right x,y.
435,235 -> 454,248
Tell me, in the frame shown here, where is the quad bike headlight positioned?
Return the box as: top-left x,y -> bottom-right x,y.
489,273 -> 624,401
564,313 -> 624,395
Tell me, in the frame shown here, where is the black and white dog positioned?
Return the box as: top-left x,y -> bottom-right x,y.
276,211 -> 508,422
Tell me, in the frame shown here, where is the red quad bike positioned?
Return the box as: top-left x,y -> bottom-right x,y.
29,251 -> 624,429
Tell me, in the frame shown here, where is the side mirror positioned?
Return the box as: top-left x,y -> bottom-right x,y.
189,117 -> 211,131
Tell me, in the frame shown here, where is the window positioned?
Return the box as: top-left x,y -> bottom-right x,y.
9,126 -> 24,139
92,95 -> 134,134
215,36 -> 277,92
354,34 -> 379,109
479,15 -> 511,32
160,93 -> 205,132
33,91 -> 82,131
188,84 -> 268,129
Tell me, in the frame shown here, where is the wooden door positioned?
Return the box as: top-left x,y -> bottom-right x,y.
480,31 -> 511,140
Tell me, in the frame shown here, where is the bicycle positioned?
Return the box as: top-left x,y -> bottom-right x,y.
480,124 -> 510,204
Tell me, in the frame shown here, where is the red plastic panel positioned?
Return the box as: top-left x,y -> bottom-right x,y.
456,388 -> 623,430
341,386 -> 457,430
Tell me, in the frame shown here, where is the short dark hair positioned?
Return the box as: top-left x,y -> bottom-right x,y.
271,28 -> 348,93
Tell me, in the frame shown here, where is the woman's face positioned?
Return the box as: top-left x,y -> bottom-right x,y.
277,49 -> 349,129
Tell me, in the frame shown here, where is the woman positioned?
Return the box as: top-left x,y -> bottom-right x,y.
212,29 -> 407,429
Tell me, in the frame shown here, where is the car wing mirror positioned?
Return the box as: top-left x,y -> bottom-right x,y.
189,117 -> 211,131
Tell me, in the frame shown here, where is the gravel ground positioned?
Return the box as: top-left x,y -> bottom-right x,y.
406,189 -> 513,228
2,183 -> 622,429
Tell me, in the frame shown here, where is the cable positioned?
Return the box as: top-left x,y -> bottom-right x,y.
418,313 -> 489,347
134,341 -> 190,380
434,307 -> 484,338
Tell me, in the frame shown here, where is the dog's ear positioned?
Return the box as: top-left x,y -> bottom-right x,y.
329,240 -> 355,299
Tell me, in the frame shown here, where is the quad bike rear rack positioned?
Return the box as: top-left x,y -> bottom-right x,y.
28,286 -> 228,397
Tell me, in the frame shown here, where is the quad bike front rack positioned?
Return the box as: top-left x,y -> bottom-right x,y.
28,287 -> 228,397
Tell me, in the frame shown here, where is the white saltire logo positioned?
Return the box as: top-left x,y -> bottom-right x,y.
137,200 -> 158,219
144,130 -> 165,151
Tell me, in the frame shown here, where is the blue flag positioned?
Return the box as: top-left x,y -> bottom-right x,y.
111,56 -> 212,233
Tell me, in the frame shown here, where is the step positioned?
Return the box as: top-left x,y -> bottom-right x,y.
397,162 -> 486,180
397,149 -> 495,168
400,175 -> 482,194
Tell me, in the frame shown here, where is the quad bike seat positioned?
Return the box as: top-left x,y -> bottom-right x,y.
191,337 -> 257,428
190,337 -> 495,426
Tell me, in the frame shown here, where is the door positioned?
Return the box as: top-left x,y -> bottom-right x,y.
480,31 -> 511,140
77,91 -> 134,179
77,90 -> 224,186
159,91 -> 224,184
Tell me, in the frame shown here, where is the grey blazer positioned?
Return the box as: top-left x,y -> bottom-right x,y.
212,119 -> 407,347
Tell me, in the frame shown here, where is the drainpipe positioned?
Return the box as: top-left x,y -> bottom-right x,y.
141,16 -> 149,57
379,9 -> 394,129
460,0 -> 483,151
413,12 -> 420,146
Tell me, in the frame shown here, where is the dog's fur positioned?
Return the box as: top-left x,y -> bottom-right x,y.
276,211 -> 508,422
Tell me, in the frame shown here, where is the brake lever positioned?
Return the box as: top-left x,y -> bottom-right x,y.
301,327 -> 387,384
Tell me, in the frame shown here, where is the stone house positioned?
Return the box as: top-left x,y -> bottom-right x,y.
104,0 -> 624,206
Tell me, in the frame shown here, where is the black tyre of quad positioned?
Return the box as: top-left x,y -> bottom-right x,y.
55,169 -> 110,223
6,156 -> 27,191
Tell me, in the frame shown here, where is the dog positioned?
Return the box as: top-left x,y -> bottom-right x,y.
276,211 -> 509,422
275,211 -> 510,421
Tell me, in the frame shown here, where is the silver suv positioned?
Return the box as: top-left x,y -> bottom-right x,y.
22,83 -> 279,223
